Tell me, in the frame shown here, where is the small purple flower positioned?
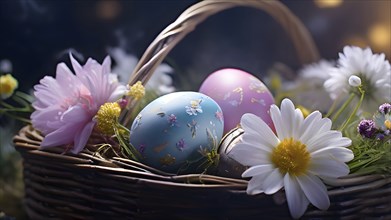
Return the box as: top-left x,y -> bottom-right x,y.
176,138 -> 186,151
167,114 -> 177,127
376,133 -> 385,141
357,119 -> 377,138
117,98 -> 128,109
379,103 -> 391,115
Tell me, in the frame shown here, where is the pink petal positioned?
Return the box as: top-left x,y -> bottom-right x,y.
70,53 -> 83,77
40,124 -> 79,148
108,84 -> 127,102
71,121 -> 96,154
61,105 -> 89,123
102,56 -> 111,75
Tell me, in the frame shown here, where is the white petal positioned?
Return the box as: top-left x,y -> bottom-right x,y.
297,173 -> 330,210
270,104 -> 288,139
318,118 -> 332,133
263,169 -> 284,194
229,143 -> 270,166
309,157 -> 350,178
240,113 -> 263,135
284,174 -> 310,219
306,131 -> 342,152
309,137 -> 352,153
241,113 -> 279,147
242,164 -> 274,177
246,174 -> 268,195
311,146 -> 354,162
324,137 -> 352,149
292,109 -> 304,139
240,132 -> 274,153
298,111 -> 322,143
280,99 -> 295,138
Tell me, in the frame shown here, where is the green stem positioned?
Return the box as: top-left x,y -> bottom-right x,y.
0,107 -> 32,113
339,88 -> 365,131
0,100 -> 15,109
15,91 -> 34,103
325,95 -> 341,118
3,112 -> 31,124
114,122 -> 141,161
331,93 -> 355,124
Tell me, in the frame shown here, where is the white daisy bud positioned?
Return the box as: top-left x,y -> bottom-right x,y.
348,75 -> 362,87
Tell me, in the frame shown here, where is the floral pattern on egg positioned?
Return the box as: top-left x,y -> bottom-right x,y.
199,68 -> 275,134
129,91 -> 224,173
185,99 -> 203,115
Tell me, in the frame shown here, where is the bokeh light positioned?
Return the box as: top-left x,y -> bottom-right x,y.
96,0 -> 121,20
368,23 -> 390,54
314,0 -> 343,8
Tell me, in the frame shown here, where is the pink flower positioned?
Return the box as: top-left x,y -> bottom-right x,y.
31,54 -> 126,154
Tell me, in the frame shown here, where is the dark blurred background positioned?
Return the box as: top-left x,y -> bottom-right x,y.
0,0 -> 390,91
0,0 -> 390,219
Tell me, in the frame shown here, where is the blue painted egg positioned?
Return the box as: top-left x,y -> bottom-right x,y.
129,91 -> 224,174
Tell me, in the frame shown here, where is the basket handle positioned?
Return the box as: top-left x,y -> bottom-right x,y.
122,0 -> 319,125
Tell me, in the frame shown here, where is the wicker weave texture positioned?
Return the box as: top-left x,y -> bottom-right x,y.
14,126 -> 391,219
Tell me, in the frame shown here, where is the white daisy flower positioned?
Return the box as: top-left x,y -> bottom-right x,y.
293,59 -> 335,112
229,99 -> 354,219
298,59 -> 335,83
324,46 -> 391,112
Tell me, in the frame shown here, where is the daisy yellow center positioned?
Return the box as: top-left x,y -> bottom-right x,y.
96,102 -> 121,136
271,138 -> 310,176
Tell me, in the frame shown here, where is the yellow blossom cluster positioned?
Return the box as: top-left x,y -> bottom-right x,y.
0,74 -> 18,99
127,81 -> 145,100
95,102 -> 122,136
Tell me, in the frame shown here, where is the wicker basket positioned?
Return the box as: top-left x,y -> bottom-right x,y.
14,1 -> 391,219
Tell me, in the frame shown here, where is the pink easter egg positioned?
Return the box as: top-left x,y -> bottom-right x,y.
199,68 -> 274,134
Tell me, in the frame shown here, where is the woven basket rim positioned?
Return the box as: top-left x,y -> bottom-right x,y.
13,125 -> 391,219
14,125 -> 391,191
